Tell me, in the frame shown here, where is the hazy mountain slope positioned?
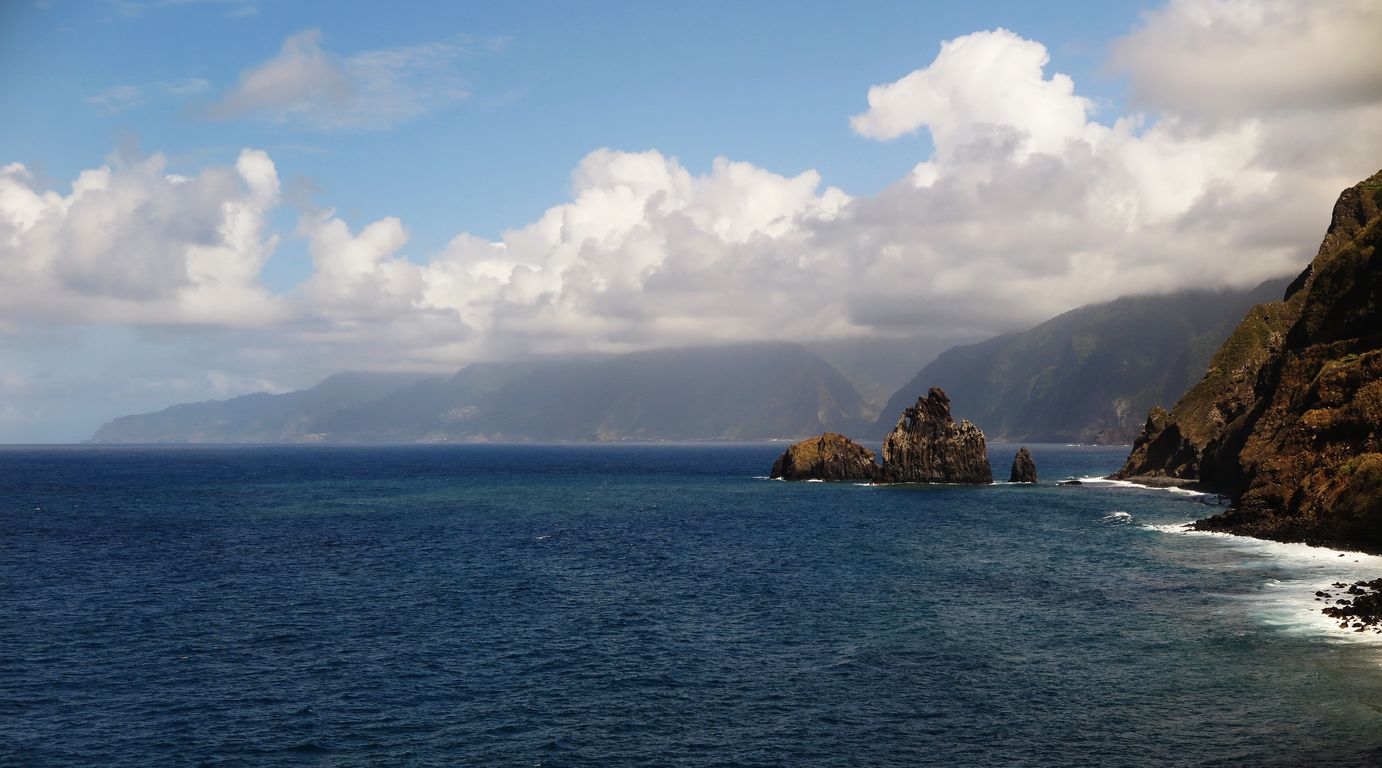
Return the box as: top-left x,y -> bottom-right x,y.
91,372 -> 437,444
806,337 -> 959,415
314,343 -> 873,442
868,280 -> 1291,443
94,343 -> 872,443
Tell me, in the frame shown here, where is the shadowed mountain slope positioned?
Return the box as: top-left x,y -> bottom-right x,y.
868,280 -> 1290,444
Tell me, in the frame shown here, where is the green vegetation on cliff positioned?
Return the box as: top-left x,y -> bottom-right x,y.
1117,169 -> 1382,552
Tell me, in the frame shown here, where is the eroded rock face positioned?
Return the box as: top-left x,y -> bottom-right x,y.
879,388 -> 993,484
770,432 -> 879,481
770,387 -> 994,484
1115,169 -> 1382,553
1009,447 -> 1037,483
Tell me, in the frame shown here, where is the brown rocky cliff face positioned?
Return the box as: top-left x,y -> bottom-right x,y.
1116,169 -> 1382,552
770,432 -> 879,481
879,388 -> 993,484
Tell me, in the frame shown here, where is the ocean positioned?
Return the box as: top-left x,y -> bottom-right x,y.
3,443 -> 1381,767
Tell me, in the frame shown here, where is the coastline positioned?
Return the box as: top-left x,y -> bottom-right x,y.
1143,521 -> 1382,646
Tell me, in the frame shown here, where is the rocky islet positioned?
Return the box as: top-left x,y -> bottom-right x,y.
770,387 -> 992,484
1009,447 -> 1037,483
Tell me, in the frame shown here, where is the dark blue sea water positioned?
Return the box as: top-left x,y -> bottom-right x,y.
3,443 -> 1382,767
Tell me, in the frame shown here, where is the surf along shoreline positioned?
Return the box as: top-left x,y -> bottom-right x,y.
1086,476 -> 1382,642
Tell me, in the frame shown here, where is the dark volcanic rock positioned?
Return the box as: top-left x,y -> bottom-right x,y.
770,387 -> 993,484
878,388 -> 993,484
770,433 -> 879,481
1009,447 -> 1037,483
1321,579 -> 1382,634
1115,169 -> 1382,554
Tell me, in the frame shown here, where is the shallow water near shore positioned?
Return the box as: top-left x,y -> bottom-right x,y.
3,443 -> 1381,766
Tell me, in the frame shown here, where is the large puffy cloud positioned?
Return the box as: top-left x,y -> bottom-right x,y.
849,29 -> 1103,161
0,149 -> 286,329
5,0 -> 1380,433
834,15 -> 1379,329
293,149 -> 853,361
1111,0 -> 1382,117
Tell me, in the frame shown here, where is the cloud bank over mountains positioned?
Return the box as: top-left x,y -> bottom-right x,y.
3,0 -> 1380,388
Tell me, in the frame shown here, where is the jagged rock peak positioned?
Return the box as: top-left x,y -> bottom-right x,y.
1009,447 -> 1037,483
880,388 -> 993,484
770,432 -> 879,482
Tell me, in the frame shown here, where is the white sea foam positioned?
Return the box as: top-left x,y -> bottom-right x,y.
1142,522 -> 1382,648
1100,511 -> 1133,524
805,478 -> 825,483
1073,475 -> 1210,498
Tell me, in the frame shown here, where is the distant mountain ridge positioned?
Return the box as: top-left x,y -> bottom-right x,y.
92,371 -> 435,444
92,343 -> 872,443
868,279 -> 1292,444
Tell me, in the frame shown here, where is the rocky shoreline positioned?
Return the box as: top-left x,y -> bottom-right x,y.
1318,579 -> 1382,635
1111,170 -> 1381,557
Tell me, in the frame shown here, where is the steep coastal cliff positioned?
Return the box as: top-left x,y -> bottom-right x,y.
1116,170 -> 1382,552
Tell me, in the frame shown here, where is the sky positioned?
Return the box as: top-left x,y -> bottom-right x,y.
1,0 -> 1380,442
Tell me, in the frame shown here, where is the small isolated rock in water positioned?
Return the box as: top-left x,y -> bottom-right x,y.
770,432 -> 879,482
878,388 -> 992,484
1009,447 -> 1037,483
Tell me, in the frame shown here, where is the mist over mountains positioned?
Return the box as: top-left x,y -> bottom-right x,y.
94,280 -> 1294,445
94,344 -> 871,443
870,278 -> 1290,444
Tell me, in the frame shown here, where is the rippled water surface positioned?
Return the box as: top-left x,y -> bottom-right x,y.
3,443 -> 1382,766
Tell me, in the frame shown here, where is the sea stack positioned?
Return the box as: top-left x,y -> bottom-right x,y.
770,432 -> 879,481
769,386 -> 993,484
878,388 -> 992,484
1009,447 -> 1037,483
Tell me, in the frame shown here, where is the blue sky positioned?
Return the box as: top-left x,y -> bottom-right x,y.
1,0 -> 1378,441
2,1 -> 1144,289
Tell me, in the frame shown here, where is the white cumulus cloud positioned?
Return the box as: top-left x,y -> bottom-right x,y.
1111,0 -> 1382,117
6,0 -> 1380,435
0,149 -> 286,328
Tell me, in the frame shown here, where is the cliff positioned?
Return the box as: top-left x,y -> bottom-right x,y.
1116,169 -> 1382,552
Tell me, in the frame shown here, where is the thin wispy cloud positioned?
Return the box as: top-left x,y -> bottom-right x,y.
84,78 -> 208,116
85,84 -> 144,114
203,29 -> 494,132
111,0 -> 258,19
